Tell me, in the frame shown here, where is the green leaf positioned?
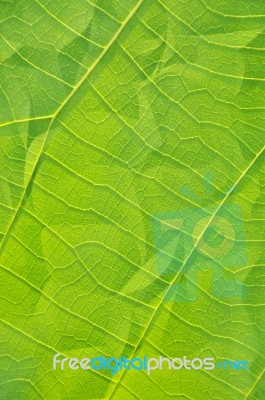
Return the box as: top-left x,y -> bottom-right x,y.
0,0 -> 264,399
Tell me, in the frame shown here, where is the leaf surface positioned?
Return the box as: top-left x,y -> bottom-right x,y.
0,0 -> 264,399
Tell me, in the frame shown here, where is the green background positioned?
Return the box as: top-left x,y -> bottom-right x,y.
0,0 -> 264,399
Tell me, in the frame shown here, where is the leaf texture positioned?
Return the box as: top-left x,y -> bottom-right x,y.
0,0 -> 264,399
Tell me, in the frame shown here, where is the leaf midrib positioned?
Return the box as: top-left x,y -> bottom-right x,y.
108,143 -> 265,399
0,0 -> 145,255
